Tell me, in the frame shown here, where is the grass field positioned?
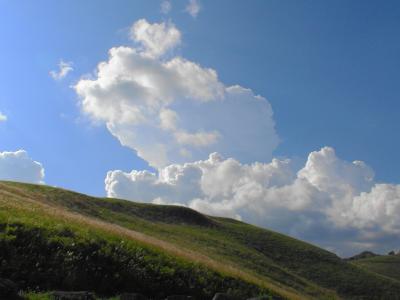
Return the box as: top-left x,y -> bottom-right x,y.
1,181 -> 400,299
351,254 -> 400,283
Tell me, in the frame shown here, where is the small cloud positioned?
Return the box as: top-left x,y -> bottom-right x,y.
0,150 -> 45,184
161,0 -> 171,14
0,112 -> 7,122
185,0 -> 201,18
50,60 -> 73,80
130,19 -> 181,58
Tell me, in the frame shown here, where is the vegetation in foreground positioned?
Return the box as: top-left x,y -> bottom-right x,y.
0,211 -> 273,299
1,181 -> 400,299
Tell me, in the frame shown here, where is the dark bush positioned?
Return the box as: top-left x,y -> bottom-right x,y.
0,277 -> 20,299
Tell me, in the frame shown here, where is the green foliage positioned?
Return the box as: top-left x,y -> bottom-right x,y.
22,292 -> 51,300
0,222 -> 270,299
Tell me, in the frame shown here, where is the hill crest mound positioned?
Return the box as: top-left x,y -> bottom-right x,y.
1,181 -> 216,227
346,251 -> 380,261
97,199 -> 217,227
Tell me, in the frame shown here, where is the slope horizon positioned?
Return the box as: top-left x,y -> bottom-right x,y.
3,180 -> 400,300
0,179 -> 393,259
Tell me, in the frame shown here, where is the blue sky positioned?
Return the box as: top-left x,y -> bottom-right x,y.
1,0 -> 399,195
1,0 -> 400,255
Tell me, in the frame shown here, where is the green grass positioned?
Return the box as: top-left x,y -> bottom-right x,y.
352,254 -> 400,283
22,292 -> 51,300
2,181 -> 400,299
0,201 -> 273,299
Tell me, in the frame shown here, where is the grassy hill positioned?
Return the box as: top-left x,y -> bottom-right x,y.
351,254 -> 400,283
1,181 -> 400,299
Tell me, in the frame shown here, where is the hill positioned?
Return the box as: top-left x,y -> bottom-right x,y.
351,254 -> 400,283
346,251 -> 380,261
1,181 -> 400,299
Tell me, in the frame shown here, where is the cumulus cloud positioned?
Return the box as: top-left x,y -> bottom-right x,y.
351,184 -> 400,234
161,0 -> 171,14
0,112 -> 7,122
0,150 -> 45,184
185,0 -> 201,18
105,146 -> 400,256
75,19 -> 279,168
130,19 -> 181,58
50,60 -> 73,80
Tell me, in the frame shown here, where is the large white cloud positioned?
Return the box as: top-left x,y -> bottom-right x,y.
75,19 -> 279,168
0,150 -> 45,184
105,146 -> 400,256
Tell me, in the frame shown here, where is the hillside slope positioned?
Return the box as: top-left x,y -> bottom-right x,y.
1,181 -> 400,299
351,254 -> 400,283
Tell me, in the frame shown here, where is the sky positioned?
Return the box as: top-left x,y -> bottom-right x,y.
1,0 -> 400,256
